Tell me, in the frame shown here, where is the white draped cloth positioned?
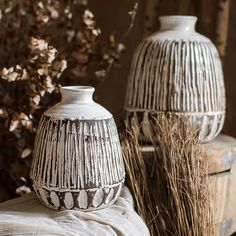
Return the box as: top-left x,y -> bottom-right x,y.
0,186 -> 149,236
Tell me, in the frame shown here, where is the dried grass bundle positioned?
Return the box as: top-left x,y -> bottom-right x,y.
121,114 -> 214,236
122,126 -> 153,226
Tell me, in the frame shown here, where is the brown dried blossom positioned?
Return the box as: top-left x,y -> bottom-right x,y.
1,37 -> 67,93
0,0 -> 136,85
0,36 -> 66,199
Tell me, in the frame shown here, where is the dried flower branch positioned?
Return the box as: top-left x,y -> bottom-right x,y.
95,2 -> 138,81
0,37 -> 66,198
121,2 -> 138,41
0,0 -> 127,86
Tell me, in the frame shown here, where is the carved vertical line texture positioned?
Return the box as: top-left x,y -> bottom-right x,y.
124,39 -> 225,142
125,40 -> 225,112
30,115 -> 125,210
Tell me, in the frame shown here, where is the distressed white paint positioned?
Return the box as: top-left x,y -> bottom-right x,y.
38,188 -> 50,207
50,192 -> 60,208
30,86 -> 125,210
114,184 -> 123,201
105,188 -> 114,205
124,15 -> 225,143
104,187 -> 110,194
64,192 -> 74,209
78,190 -> 88,209
93,189 -> 104,208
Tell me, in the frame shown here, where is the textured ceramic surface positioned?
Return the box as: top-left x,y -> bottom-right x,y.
124,15 -> 225,143
30,86 -> 125,211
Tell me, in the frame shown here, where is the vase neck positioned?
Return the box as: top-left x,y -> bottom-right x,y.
159,15 -> 197,32
60,86 -> 95,104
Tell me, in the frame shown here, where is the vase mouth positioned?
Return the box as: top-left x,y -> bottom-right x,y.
159,15 -> 197,32
60,86 -> 95,104
61,86 -> 95,93
159,15 -> 197,21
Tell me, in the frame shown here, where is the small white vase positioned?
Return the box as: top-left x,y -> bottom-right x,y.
124,15 -> 225,143
30,86 -> 125,211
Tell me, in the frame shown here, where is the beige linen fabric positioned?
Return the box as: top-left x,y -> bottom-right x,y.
0,186 -> 149,236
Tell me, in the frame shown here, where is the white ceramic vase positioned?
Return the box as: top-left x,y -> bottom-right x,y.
30,86 -> 125,211
124,15 -> 225,143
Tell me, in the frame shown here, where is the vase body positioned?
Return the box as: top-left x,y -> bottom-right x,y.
124,15 -> 225,143
30,86 -> 125,211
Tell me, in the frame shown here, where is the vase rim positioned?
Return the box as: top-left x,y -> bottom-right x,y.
61,86 -> 95,92
159,15 -> 197,21
159,15 -> 197,32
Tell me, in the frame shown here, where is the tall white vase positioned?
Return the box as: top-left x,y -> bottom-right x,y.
30,86 -> 125,211
124,15 -> 225,143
